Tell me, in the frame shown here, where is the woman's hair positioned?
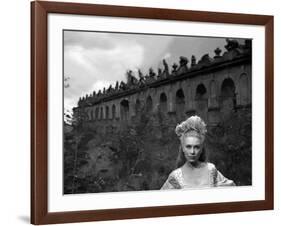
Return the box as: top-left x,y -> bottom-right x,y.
175,115 -> 207,168
175,115 -> 207,141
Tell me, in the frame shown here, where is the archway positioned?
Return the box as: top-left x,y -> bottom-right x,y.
135,99 -> 141,115
195,84 -> 208,120
105,106 -> 109,119
159,93 -> 168,113
146,96 -> 153,113
175,89 -> 185,119
220,78 -> 236,113
112,104 -> 116,119
120,99 -> 130,121
95,107 -> 99,120
196,84 -> 207,99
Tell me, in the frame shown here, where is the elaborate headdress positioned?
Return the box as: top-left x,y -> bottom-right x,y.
175,115 -> 207,142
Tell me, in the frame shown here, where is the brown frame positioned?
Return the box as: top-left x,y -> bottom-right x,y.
31,1 -> 274,225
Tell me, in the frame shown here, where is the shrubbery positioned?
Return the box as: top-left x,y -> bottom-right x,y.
64,108 -> 252,194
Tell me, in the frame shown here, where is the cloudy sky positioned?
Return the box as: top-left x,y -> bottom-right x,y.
64,30 -> 242,112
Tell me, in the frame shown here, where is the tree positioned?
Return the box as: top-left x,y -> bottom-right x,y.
64,76 -> 70,88
64,76 -> 73,125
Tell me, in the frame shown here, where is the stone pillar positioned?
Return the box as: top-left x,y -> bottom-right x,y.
100,106 -> 104,120
108,103 -> 112,119
115,102 -> 120,119
153,94 -> 160,113
185,85 -> 193,111
167,90 -> 175,113
92,107 -> 95,120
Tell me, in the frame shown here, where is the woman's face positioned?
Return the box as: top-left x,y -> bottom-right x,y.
181,135 -> 203,164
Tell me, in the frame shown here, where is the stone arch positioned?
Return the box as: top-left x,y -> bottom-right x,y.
105,106 -> 109,119
135,99 -> 141,115
239,73 -> 249,105
220,78 -> 236,113
195,83 -> 207,100
120,99 -> 130,121
195,83 -> 208,120
112,104 -> 116,119
175,89 -> 185,119
146,96 -> 153,113
221,78 -> 236,99
159,92 -> 168,113
95,107 -> 99,120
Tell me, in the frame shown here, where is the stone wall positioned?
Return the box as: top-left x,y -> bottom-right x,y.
76,58 -> 251,131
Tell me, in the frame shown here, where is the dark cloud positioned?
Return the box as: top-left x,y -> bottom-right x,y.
64,30 -> 247,111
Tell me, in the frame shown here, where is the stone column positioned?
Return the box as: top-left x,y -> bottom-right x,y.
167,89 -> 175,113
115,102 -> 120,119
108,103 -> 112,119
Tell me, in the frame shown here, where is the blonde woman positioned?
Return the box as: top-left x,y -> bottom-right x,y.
161,115 -> 235,189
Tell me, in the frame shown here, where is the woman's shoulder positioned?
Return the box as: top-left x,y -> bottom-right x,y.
171,167 -> 182,173
168,167 -> 182,179
161,168 -> 182,189
205,162 -> 216,170
205,162 -> 236,186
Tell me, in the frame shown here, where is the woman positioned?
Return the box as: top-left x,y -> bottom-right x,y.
161,115 -> 235,189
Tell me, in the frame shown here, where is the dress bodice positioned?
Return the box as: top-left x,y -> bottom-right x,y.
161,162 -> 235,190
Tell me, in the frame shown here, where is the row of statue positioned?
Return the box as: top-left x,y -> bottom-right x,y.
78,39 -> 251,106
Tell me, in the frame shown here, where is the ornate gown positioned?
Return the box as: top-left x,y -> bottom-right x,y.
161,162 -> 235,189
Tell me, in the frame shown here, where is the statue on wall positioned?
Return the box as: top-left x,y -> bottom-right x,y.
177,56 -> 188,75
144,67 -> 156,83
198,54 -> 212,65
126,70 -> 138,87
224,38 -> 239,51
157,68 -> 163,80
149,68 -> 156,79
115,81 -> 119,91
191,55 -> 196,67
179,56 -> 188,66
119,81 -> 128,91
172,63 -> 178,74
214,47 -> 222,58
107,85 -> 113,94
138,69 -> 145,86
163,59 -> 169,75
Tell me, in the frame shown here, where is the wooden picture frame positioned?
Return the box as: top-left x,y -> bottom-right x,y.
31,1 -> 274,224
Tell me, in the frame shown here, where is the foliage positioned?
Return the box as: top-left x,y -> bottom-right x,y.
64,108 -> 252,194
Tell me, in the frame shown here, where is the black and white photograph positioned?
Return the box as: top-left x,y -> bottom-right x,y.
63,30 -> 252,194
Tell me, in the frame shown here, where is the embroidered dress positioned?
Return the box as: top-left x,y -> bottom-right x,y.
161,162 -> 235,189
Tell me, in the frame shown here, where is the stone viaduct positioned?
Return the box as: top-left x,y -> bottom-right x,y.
73,39 -> 252,130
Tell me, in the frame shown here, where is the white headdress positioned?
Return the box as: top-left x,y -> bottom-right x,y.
175,115 -> 207,141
